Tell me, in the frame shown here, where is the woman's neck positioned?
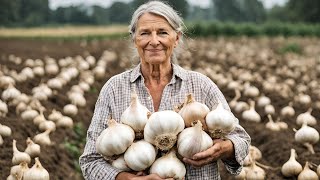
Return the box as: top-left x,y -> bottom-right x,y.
141,63 -> 172,85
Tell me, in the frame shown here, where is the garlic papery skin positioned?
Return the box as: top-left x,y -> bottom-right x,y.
177,121 -> 213,158
33,129 -> 52,146
21,108 -> 39,121
205,101 -> 236,138
38,119 -> 56,132
281,103 -> 295,118
234,101 -> 249,113
294,123 -> 319,154
249,145 -> 262,161
296,108 -> 317,126
150,150 -> 186,179
0,123 -> 12,137
120,91 -> 150,139
12,139 -> 31,165
56,116 -> 74,128
242,100 -> 261,122
10,162 -> 29,180
63,104 -> 78,116
297,162 -> 318,180
111,155 -> 131,171
23,157 -> 50,180
281,149 -> 302,177
144,110 -> 185,151
229,89 -> 241,110
124,140 -> 157,171
246,161 -> 265,180
96,118 -> 135,157
235,167 -> 248,180
178,93 -> 210,130
25,137 -> 41,158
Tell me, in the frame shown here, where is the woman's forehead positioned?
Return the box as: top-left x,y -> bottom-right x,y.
137,13 -> 173,30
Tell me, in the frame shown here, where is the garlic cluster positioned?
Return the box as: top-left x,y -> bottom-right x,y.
242,100 -> 261,122
150,150 -> 186,179
144,110 -> 185,151
178,93 -> 210,130
297,162 -> 318,180
281,149 -> 302,177
177,121 -> 213,158
205,101 -> 236,138
296,108 -> 316,126
294,123 -> 319,154
23,157 -> 50,180
121,91 -> 150,139
96,118 -> 135,157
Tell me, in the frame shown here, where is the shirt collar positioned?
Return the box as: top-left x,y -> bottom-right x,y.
129,63 -> 187,83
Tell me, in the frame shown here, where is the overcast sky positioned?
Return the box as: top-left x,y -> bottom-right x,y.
49,0 -> 288,10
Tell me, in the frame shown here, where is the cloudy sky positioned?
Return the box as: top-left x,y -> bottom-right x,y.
49,0 -> 288,9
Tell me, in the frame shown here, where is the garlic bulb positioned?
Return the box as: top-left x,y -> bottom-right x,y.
229,89 -> 241,110
33,129 -> 52,146
96,118 -> 135,157
0,135 -> 3,146
243,83 -> 259,98
63,104 -> 78,116
56,116 -> 73,128
178,93 -> 210,130
23,157 -> 50,180
177,121 -> 213,158
265,114 -> 280,131
121,91 -> 150,139
264,104 -> 275,115
48,109 -> 63,122
296,108 -> 316,126
124,140 -> 157,171
246,161 -> 265,180
205,101 -> 236,138
111,155 -> 131,171
294,123 -> 319,154
281,149 -> 302,177
257,95 -> 271,108
235,167 -> 248,180
297,162 -> 318,180
12,139 -> 31,165
144,110 -> 185,151
39,119 -> 56,132
25,137 -> 41,158
33,111 -> 47,126
242,100 -> 261,122
317,165 -> 320,176
21,108 -> 39,121
150,150 -> 186,179
10,162 -> 29,180
1,84 -> 21,102
234,101 -> 249,113
249,145 -> 262,161
0,123 -> 12,137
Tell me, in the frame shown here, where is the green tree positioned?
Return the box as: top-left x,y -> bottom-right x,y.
0,0 -> 20,25
108,2 -> 132,23
286,0 -> 320,22
20,0 -> 50,26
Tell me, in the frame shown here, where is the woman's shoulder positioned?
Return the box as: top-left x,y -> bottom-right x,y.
100,69 -> 133,92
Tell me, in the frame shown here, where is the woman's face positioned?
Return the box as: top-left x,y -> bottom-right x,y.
134,13 -> 180,65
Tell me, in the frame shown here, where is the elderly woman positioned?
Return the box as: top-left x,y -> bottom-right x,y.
79,1 -> 250,180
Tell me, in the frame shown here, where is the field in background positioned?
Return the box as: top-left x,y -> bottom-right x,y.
0,25 -> 128,40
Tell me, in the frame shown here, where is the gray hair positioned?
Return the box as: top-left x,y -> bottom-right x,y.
128,1 -> 186,63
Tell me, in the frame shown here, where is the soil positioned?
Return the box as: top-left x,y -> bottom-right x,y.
0,37 -> 319,180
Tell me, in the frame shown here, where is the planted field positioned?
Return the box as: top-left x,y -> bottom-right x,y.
0,36 -> 319,179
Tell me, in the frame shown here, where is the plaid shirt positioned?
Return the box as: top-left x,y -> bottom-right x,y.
79,63 -> 251,180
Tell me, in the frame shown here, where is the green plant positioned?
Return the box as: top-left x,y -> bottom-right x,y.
278,43 -> 303,54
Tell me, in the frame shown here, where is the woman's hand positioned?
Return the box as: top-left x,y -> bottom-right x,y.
183,139 -> 235,167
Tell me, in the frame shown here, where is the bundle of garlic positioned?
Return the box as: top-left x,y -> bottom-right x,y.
177,120 -> 213,158
265,114 -> 280,131
205,100 -> 236,139
124,140 -> 157,171
33,129 -> 52,146
150,149 -> 186,179
178,93 -> 210,130
281,149 -> 302,177
111,155 -> 131,171
121,91 -> 150,139
96,118 -> 135,158
144,110 -> 185,151
294,123 -> 319,154
243,145 -> 262,166
245,160 -> 266,180
23,157 -> 50,180
1,84 -> 21,102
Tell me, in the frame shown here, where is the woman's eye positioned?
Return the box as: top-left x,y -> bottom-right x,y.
140,32 -> 148,35
159,31 -> 168,35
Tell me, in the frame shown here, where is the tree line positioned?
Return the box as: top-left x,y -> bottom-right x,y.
0,0 -> 319,27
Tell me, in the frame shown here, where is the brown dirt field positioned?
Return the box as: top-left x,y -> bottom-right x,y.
0,37 -> 319,180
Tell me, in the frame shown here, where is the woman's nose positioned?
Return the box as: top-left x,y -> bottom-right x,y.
149,32 -> 160,46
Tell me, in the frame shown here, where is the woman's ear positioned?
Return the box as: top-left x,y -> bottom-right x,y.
175,32 -> 182,47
